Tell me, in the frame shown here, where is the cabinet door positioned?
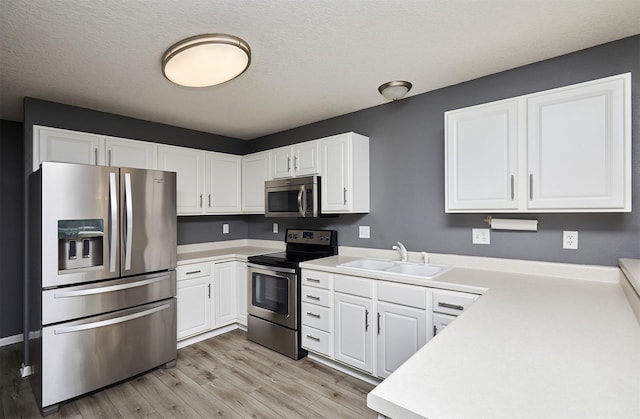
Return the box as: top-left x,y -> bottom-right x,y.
527,75 -> 629,210
321,135 -> 350,212
177,276 -> 211,340
293,141 -> 320,176
36,126 -> 102,170
270,147 -> 292,179
204,152 -> 242,214
334,293 -> 373,374
105,137 -> 155,169
377,302 -> 426,379
236,262 -> 248,326
445,99 -> 519,211
213,261 -> 238,327
157,145 -> 203,215
432,313 -> 456,338
242,152 -> 270,213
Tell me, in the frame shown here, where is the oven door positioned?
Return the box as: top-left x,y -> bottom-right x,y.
264,176 -> 318,218
247,264 -> 297,329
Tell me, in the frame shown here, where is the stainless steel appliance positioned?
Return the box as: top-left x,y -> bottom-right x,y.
26,162 -> 177,415
247,229 -> 337,359
264,175 -> 321,218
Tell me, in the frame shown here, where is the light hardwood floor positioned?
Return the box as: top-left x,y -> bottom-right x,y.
0,329 -> 377,418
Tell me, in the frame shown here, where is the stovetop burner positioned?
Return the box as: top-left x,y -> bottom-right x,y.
248,229 -> 338,268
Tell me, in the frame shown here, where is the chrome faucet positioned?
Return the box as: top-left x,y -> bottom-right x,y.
392,241 -> 408,262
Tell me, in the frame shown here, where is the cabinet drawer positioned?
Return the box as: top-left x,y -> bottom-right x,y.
334,274 -> 372,298
301,302 -> 331,332
301,325 -> 331,357
301,286 -> 331,307
432,290 -> 477,316
377,281 -> 427,309
301,270 -> 332,289
177,262 -> 211,281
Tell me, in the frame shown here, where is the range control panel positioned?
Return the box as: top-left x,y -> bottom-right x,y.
286,229 -> 337,246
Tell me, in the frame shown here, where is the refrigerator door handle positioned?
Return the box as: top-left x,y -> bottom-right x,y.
124,172 -> 133,271
109,172 -> 118,273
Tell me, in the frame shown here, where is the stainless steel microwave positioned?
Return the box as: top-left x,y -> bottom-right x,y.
264,175 -> 320,217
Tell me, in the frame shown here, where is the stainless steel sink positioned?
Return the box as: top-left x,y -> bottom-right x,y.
338,258 -> 450,279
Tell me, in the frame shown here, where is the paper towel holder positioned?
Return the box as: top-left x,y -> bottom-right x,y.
483,216 -> 538,231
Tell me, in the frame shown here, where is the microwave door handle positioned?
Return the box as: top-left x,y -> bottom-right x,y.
124,172 -> 133,271
297,185 -> 305,217
109,172 -> 118,273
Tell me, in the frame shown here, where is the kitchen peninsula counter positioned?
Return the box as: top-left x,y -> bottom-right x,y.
300,251 -> 640,419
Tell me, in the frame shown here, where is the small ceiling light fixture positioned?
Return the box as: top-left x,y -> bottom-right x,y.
162,33 -> 251,88
378,80 -> 413,101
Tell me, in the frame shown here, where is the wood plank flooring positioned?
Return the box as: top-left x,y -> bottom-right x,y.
0,329 -> 376,418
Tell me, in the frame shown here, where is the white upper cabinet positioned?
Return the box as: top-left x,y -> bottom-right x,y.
445,73 -> 631,213
157,145 -> 204,215
270,140 -> 320,178
34,126 -> 102,170
104,136 -> 155,169
527,75 -> 630,211
241,151 -> 270,213
320,132 -> 370,214
445,99 -> 520,211
204,152 -> 242,214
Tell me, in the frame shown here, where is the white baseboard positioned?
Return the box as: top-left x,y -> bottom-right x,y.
307,352 -> 382,386
0,333 -> 23,347
176,323 -> 239,349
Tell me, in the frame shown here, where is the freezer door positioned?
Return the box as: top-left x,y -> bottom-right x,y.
40,162 -> 120,288
120,167 -> 177,276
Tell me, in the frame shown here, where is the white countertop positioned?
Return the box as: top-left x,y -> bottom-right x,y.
177,239 -> 283,265
300,254 -> 640,419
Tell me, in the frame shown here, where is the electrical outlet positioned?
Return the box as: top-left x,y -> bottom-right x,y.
273,223 -> 279,233
359,226 -> 370,239
472,228 -> 490,245
222,223 -> 229,234
563,231 -> 578,249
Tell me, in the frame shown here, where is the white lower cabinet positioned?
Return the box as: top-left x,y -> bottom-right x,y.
212,261 -> 238,327
432,312 -> 456,336
177,259 -> 247,343
176,262 -> 212,340
236,262 -> 248,326
334,292 -> 374,374
376,281 -> 428,379
301,269 -> 333,357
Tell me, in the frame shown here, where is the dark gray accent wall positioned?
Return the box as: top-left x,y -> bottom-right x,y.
1,120 -> 25,339
248,35 -> 640,267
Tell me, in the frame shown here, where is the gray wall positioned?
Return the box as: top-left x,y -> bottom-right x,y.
247,35 -> 640,267
1,120 -> 25,338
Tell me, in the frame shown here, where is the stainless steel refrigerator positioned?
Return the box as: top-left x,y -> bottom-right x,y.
26,162 -> 177,415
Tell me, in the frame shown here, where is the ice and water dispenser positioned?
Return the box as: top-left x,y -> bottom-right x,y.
58,219 -> 104,271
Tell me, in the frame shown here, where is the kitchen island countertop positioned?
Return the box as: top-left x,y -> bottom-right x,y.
300,254 -> 640,419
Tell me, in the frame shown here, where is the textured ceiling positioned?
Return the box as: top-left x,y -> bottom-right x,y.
1,1 -> 639,140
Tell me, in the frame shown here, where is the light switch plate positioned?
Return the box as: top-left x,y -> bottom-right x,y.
359,226 -> 370,239
222,223 -> 229,234
273,223 -> 279,233
472,228 -> 490,245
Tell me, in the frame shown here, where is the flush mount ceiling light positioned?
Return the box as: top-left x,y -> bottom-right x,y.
378,80 -> 413,101
162,33 -> 251,88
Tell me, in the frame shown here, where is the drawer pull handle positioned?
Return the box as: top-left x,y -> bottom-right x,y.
306,334 -> 320,342
306,295 -> 320,301
306,312 -> 320,318
186,270 -> 202,275
306,278 -> 321,283
438,302 -> 464,310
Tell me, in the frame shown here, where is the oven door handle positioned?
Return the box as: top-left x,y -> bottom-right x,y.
247,263 -> 296,275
